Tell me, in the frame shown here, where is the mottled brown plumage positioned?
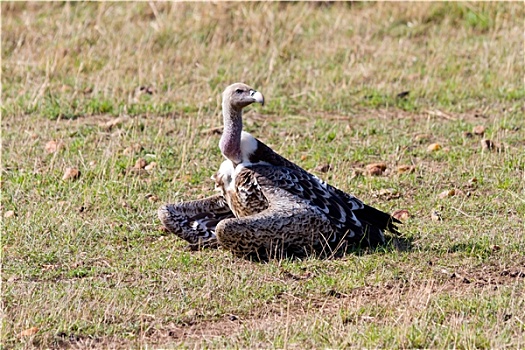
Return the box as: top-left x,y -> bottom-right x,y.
158,83 -> 400,259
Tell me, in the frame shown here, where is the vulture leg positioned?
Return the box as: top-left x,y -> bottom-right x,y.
158,194 -> 234,250
215,188 -> 342,260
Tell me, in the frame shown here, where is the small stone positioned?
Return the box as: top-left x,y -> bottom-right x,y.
134,158 -> 147,169
392,209 -> 410,221
473,125 -> 485,136
438,189 -> 456,199
144,162 -> 157,171
455,189 -> 465,196
366,163 -> 387,176
368,167 -> 383,176
62,167 -> 80,181
378,188 -> 396,196
146,194 -> 159,202
427,143 -> 441,152
396,165 -> 415,174
45,140 -> 64,153
4,210 -> 15,218
19,327 -> 39,337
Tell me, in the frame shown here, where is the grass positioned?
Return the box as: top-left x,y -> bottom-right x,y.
2,2 -> 524,349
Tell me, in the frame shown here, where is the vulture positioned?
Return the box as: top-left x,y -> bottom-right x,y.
158,83 -> 400,259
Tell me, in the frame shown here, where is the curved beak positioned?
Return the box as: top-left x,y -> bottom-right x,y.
250,90 -> 265,106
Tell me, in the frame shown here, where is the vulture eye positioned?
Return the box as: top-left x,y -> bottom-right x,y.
235,89 -> 243,94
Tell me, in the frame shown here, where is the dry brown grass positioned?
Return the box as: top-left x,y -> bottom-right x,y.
3,2 -> 522,116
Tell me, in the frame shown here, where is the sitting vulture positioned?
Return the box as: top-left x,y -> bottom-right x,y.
158,83 -> 400,259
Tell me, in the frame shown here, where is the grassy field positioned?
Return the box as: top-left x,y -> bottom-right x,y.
2,2 -> 524,348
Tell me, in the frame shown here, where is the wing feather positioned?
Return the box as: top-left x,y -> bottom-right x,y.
248,138 -> 400,236
247,164 -> 363,236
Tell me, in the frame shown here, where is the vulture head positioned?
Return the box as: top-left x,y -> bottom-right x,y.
220,83 -> 264,165
222,83 -> 264,112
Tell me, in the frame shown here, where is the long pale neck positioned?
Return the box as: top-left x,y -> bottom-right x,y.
219,102 -> 243,164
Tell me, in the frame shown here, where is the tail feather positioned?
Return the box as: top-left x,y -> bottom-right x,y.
355,204 -> 401,235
